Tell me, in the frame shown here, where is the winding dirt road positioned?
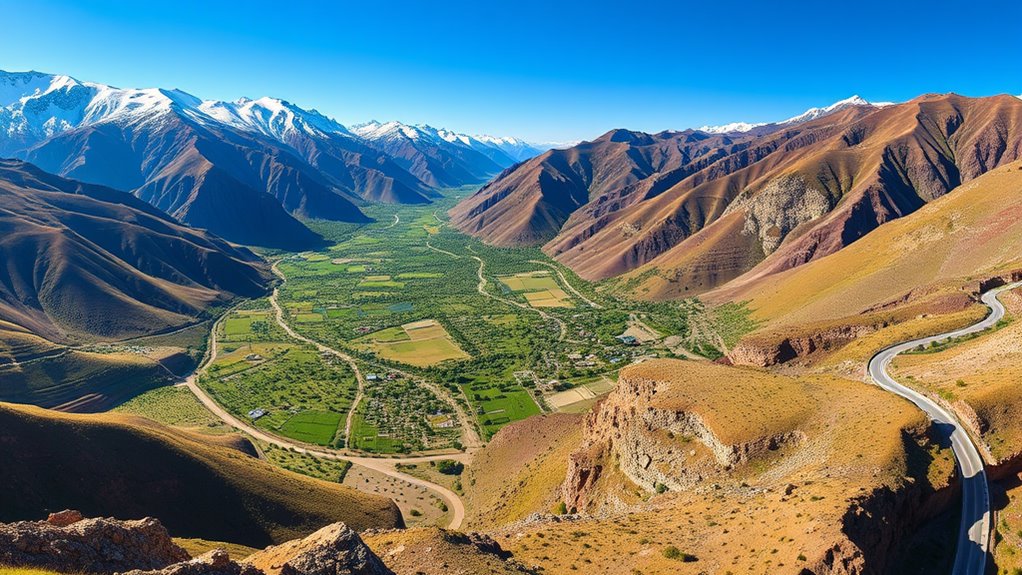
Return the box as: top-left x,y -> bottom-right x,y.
470,255 -> 568,341
181,279 -> 469,529
528,260 -> 602,309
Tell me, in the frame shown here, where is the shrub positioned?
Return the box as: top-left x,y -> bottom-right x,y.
436,459 -> 465,475
662,546 -> 696,562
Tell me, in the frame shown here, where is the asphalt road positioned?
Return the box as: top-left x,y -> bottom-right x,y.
868,280 -> 1021,575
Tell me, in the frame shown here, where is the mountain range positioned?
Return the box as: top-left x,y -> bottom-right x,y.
0,70 -> 550,248
0,158 -> 271,345
450,92 -> 1022,298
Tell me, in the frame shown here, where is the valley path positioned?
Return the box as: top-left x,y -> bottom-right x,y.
868,281 -> 1022,575
182,266 -> 473,530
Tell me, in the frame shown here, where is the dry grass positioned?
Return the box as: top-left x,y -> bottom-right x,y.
173,538 -> 261,560
474,359 -> 955,574
463,414 -> 582,529
892,290 -> 1022,462
0,403 -> 402,548
715,161 -> 1022,338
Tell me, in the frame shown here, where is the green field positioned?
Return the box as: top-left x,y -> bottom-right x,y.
114,386 -> 231,433
357,319 -> 469,367
200,304 -> 358,448
264,190 -> 711,447
278,410 -> 343,445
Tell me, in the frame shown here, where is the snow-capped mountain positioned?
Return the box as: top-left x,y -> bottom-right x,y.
353,121 -> 548,165
697,95 -> 896,135
696,121 -> 766,135
351,120 -> 550,187
0,69 -> 546,248
198,96 -> 353,142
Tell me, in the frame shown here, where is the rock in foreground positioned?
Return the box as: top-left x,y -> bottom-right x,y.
246,522 -> 393,575
0,510 -> 189,573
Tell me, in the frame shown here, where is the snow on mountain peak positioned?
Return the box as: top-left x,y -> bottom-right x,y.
697,95 -> 893,134
697,122 -> 766,134
198,95 -> 350,141
0,68 -> 543,163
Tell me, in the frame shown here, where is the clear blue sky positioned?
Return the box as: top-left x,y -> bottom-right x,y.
1,0 -> 1019,142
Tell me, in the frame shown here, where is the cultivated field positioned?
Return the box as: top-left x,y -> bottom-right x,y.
357,319 -> 470,367
499,271 -> 574,308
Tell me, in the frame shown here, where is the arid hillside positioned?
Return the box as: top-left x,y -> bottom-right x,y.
465,360 -> 959,574
0,403 -> 403,547
715,161 -> 1022,367
452,94 -> 1022,298
0,159 -> 271,345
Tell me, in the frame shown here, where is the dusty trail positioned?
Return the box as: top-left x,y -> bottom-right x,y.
181,271 -> 470,529
527,259 -> 602,309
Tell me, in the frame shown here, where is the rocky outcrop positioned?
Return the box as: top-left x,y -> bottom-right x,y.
246,522 -> 393,575
728,322 -> 886,367
725,174 -> 833,255
123,550 -> 261,575
562,373 -> 803,510
0,511 -> 189,574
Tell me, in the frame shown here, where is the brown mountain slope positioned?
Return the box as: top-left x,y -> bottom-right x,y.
0,402 -> 402,547
712,161 -> 1022,366
24,112 -> 369,250
0,159 -> 270,344
453,94 -> 1022,297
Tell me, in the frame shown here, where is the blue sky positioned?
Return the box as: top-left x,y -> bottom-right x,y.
1,0 -> 1019,142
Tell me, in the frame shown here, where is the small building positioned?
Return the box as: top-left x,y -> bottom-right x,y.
366,374 -> 379,381
616,335 -> 639,346
247,409 -> 266,420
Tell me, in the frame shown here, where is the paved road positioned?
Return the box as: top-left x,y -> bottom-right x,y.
868,281 -> 1021,575
182,292 -> 469,529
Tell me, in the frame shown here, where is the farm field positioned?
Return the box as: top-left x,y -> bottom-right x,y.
267,191 -> 737,448
499,271 -> 574,308
357,318 -> 470,367
199,303 -> 358,448
547,374 -> 618,413
114,385 -> 232,434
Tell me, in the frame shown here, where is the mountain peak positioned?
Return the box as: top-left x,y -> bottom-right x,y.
697,95 -> 893,134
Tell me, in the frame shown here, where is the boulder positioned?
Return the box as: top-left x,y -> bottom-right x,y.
122,549 -> 263,575
247,523 -> 393,575
0,512 -> 189,573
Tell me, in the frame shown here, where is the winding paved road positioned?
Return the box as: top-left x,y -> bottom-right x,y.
868,281 -> 1021,575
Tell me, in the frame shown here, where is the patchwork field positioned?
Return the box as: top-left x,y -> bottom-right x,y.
272,197 -> 703,444
547,375 -> 617,413
499,271 -> 574,308
358,319 -> 469,367
200,304 -> 357,448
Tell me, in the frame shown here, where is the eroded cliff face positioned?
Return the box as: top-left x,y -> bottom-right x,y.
562,373 -> 804,512
561,365 -> 960,574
